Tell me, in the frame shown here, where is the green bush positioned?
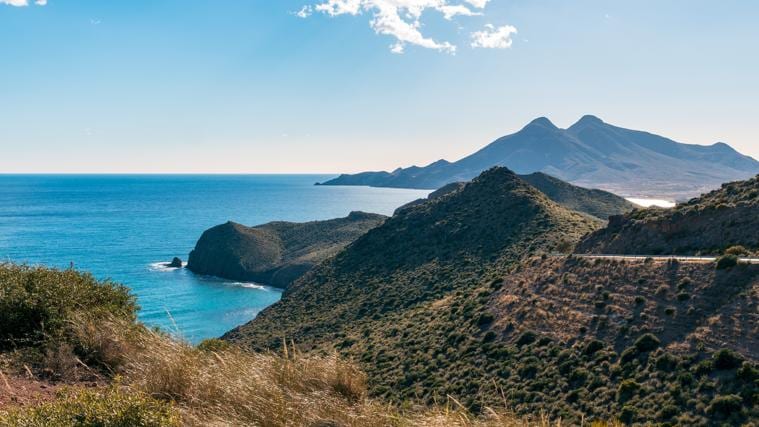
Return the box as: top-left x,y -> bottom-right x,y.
476,313 -> 495,326
617,379 -> 640,402
515,331 -> 536,346
712,349 -> 743,370
0,264 -> 137,349
716,254 -> 739,270
583,340 -> 605,356
0,387 -> 179,426
706,394 -> 743,418
633,333 -> 660,352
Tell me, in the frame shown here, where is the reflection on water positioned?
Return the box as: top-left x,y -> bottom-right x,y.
626,198 -> 676,208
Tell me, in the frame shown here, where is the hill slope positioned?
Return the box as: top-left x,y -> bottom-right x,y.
186,212 -> 386,289
519,172 -> 636,220
319,115 -> 759,199
226,169 -> 758,425
397,172 -> 635,220
577,175 -> 759,255
224,168 -> 601,410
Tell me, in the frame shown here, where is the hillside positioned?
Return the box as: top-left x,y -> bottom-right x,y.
186,211 -> 386,288
0,264 -> 570,427
318,115 -> 759,199
397,172 -> 635,220
577,175 -> 759,255
224,168 -> 603,414
226,168 -> 757,425
520,172 -> 636,220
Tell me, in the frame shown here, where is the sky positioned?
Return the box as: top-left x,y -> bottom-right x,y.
1,0 -> 758,173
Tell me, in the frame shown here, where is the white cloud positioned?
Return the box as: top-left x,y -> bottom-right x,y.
304,0 -> 500,54
470,23 -> 517,49
1,0 -> 46,6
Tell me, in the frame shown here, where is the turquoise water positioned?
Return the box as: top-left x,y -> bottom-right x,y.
0,175 -> 429,343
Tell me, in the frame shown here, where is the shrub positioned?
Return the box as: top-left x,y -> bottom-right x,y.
676,292 -> 690,301
706,394 -> 743,418
0,264 -> 137,350
515,331 -> 537,346
634,333 -> 660,352
634,296 -> 646,305
737,362 -> 758,381
617,379 -> 640,401
725,245 -> 748,256
0,387 -> 179,426
712,349 -> 743,370
716,254 -> 739,270
619,405 -> 637,423
584,340 -> 605,356
655,353 -> 678,372
476,312 -> 495,326
620,347 -> 638,364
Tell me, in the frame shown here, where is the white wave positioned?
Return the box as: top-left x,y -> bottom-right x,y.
148,261 -> 188,272
228,282 -> 269,291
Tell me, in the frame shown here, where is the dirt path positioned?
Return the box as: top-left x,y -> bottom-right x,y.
0,371 -> 61,409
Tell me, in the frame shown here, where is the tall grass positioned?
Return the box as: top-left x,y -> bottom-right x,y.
52,317 -> 604,426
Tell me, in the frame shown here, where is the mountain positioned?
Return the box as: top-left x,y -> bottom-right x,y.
225,168 -> 758,424
186,211 -> 386,289
397,172 -> 636,220
577,175 -> 759,255
318,115 -> 759,200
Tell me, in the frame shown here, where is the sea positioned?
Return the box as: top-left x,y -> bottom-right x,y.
0,175 -> 429,343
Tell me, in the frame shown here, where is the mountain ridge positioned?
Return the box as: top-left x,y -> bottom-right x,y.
319,116 -> 759,199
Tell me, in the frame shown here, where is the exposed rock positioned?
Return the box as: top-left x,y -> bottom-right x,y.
167,257 -> 183,268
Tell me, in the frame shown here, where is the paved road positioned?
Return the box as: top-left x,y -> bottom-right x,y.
570,254 -> 759,264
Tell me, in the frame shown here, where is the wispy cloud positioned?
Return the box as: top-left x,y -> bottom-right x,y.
1,0 -> 46,6
471,23 -> 517,49
299,0 -> 515,54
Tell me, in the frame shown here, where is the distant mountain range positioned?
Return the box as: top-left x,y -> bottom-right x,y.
318,115 -> 759,200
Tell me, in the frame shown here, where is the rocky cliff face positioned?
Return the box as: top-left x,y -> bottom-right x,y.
577,175 -> 759,255
186,211 -> 386,289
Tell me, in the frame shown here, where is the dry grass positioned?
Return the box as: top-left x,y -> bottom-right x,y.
42,317 -> 617,427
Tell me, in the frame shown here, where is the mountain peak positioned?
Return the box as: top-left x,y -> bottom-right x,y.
570,114 -> 604,129
525,116 -> 558,130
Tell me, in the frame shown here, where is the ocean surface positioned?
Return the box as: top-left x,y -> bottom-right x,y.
0,175 -> 429,343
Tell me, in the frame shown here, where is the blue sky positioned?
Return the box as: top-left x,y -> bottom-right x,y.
1,0 -> 757,173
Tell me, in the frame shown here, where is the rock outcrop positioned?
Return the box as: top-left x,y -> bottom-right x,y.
186,212 -> 386,289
